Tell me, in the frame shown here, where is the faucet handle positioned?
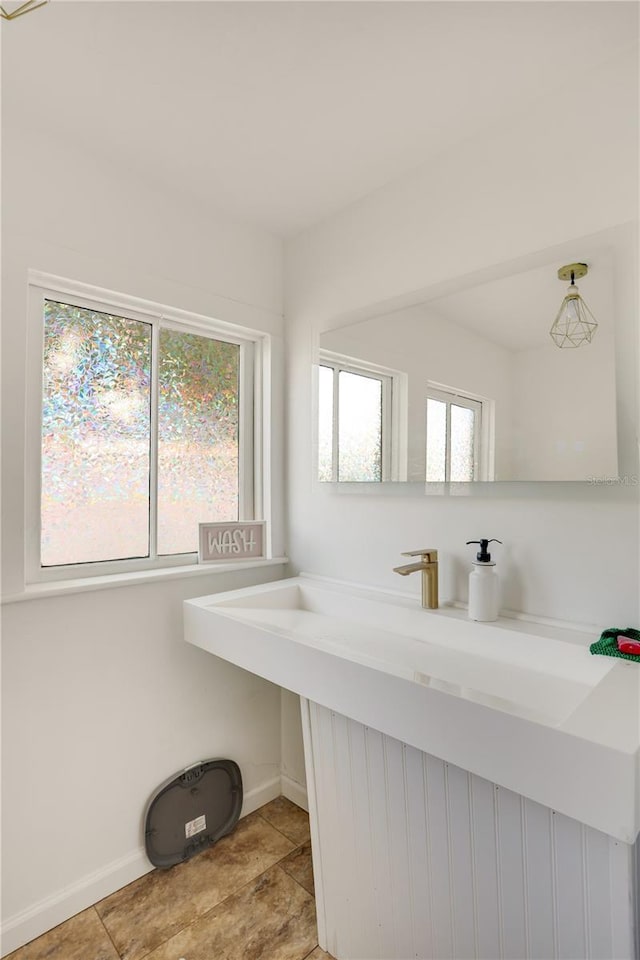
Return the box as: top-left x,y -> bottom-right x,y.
402,549 -> 438,562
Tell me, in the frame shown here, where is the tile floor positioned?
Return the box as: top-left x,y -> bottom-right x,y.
6,797 -> 334,960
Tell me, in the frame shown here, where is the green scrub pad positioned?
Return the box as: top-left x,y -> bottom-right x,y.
589,627 -> 640,662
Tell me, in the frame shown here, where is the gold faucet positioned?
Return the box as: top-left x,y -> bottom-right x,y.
393,549 -> 439,609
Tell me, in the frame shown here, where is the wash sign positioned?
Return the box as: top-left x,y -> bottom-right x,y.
198,521 -> 265,563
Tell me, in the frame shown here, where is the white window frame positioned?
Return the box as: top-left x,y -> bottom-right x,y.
318,350 -> 408,482
425,383 -> 494,482
26,271 -> 268,583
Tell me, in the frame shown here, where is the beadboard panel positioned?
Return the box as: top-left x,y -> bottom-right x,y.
305,700 -> 637,960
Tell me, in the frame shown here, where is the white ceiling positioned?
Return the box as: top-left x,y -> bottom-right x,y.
2,1 -> 638,237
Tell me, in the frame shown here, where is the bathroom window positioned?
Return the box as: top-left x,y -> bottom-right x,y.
425,386 -> 483,482
318,352 -> 406,482
27,275 -> 264,580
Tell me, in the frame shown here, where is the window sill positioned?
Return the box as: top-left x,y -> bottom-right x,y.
2,557 -> 289,604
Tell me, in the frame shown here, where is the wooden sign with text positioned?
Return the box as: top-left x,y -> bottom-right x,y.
198,521 -> 265,563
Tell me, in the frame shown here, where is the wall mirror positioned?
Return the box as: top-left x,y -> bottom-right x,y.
315,225 -> 638,484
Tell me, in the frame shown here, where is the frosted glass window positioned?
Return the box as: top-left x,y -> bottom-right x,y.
426,389 -> 481,482
426,398 -> 447,482
37,286 -> 257,578
338,370 -> 382,482
318,357 -> 394,483
158,330 -> 240,556
450,404 -> 475,482
317,365 -> 334,482
42,300 -> 151,566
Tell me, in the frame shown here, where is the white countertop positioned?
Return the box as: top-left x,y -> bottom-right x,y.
184,574 -> 640,843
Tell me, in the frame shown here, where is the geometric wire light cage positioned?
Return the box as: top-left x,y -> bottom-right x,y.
0,0 -> 48,20
549,262 -> 598,348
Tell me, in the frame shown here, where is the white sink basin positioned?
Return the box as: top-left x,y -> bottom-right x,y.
184,574 -> 640,842
212,579 -> 613,726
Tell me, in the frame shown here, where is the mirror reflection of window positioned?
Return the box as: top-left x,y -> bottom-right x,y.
338,370 -> 382,481
450,404 -> 476,481
426,388 -> 482,482
318,365 -> 335,482
425,398 -> 447,481
318,358 -> 390,482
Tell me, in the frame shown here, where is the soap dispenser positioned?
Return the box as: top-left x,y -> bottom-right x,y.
466,539 -> 503,622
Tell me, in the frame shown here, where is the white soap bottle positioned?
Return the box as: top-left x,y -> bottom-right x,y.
466,539 -> 503,622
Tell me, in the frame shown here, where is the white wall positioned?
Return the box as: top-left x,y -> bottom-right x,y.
1,124 -> 285,597
283,54 -> 639,778
1,124 -> 287,954
286,54 -> 637,329
1,572 -> 284,948
512,328 -> 618,481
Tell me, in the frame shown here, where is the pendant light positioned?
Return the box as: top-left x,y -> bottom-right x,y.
550,263 -> 597,348
1,0 -> 49,21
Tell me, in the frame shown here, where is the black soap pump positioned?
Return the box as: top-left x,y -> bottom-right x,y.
466,539 -> 502,622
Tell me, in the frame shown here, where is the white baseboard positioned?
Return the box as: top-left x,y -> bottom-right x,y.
240,776 -> 282,816
0,776 -> 286,957
0,846 -> 152,958
280,774 -> 308,812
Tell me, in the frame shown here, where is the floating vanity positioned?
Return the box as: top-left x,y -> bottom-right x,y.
184,575 -> 640,959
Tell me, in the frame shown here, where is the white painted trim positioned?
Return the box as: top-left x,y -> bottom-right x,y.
256,335 -> 271,554
24,273 -> 271,587
149,320 -> 160,559
391,370 -> 409,482
1,557 -> 289,604
238,339 -> 256,522
240,776 -> 283,818
280,775 -> 309,813
27,270 -> 269,341
0,847 -> 152,957
300,697 -> 328,951
253,336 -> 265,530
0,778 -> 283,958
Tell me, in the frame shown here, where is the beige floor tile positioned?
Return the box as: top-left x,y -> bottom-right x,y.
96,812 -> 294,960
258,796 -> 311,846
145,864 -> 317,960
304,950 -> 334,960
280,841 -> 314,897
5,908 -> 118,960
